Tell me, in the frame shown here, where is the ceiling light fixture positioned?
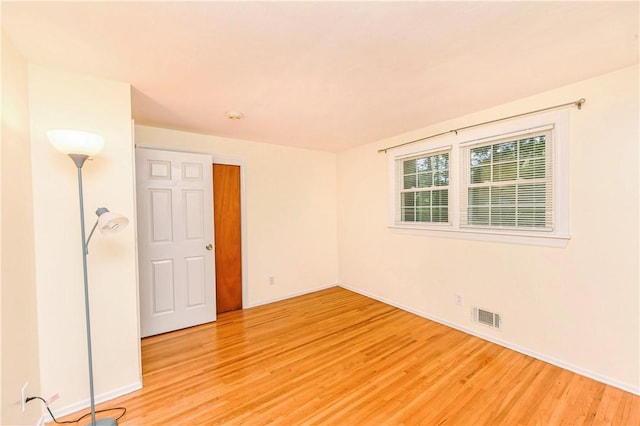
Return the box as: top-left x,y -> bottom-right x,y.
226,111 -> 243,120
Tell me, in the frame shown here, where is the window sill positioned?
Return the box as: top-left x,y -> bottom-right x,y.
389,224 -> 570,248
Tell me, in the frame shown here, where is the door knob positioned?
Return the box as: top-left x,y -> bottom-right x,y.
206,243 -> 213,251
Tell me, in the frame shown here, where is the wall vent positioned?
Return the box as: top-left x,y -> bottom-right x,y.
472,307 -> 501,329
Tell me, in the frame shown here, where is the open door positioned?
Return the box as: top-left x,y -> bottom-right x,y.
136,148 -> 216,337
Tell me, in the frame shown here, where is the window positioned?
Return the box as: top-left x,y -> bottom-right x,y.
461,130 -> 552,230
398,150 -> 450,224
389,110 -> 569,247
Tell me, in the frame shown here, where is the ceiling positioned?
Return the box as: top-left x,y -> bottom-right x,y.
2,1 -> 638,152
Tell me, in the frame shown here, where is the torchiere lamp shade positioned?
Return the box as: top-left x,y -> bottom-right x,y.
47,129 -> 105,156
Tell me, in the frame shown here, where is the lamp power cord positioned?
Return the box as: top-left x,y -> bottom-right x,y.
25,396 -> 126,424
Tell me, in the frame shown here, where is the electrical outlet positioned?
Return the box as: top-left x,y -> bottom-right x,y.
268,276 -> 275,285
21,382 -> 28,412
455,294 -> 463,306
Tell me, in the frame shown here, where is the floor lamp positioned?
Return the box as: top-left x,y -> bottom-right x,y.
48,129 -> 129,426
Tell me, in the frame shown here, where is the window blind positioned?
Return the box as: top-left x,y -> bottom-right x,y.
460,130 -> 553,231
398,149 -> 451,224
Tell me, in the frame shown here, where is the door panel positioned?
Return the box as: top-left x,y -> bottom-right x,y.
185,256 -> 206,307
150,189 -> 172,241
184,189 -> 205,239
151,259 -> 174,313
137,148 -> 216,337
213,164 -> 242,313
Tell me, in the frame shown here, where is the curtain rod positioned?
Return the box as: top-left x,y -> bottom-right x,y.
378,98 -> 585,154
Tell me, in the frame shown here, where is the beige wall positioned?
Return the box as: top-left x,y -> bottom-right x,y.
2,44 -> 636,424
28,66 -> 141,413
337,65 -> 640,393
135,126 -> 339,306
0,33 -> 42,425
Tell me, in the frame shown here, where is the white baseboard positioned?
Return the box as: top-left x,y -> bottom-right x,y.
34,281 -> 636,426
338,283 -> 639,396
244,283 -> 339,309
41,381 -> 142,424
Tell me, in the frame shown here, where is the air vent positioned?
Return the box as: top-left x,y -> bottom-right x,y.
472,307 -> 501,329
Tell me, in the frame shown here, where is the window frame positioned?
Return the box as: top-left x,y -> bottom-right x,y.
388,110 -> 570,247
396,147 -> 452,226
460,128 -> 553,231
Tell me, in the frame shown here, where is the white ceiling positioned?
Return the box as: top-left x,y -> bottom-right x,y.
2,1 -> 638,152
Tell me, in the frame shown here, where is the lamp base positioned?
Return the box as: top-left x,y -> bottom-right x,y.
84,418 -> 118,426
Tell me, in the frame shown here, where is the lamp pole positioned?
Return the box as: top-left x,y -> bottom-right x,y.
69,153 -> 98,426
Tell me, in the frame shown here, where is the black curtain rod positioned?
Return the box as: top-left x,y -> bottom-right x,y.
378,98 -> 585,154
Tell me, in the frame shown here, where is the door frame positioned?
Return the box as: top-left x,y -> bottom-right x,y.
135,145 -> 249,311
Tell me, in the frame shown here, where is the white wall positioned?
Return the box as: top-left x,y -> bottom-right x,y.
135,126 -> 339,306
28,66 -> 141,413
1,32 -> 42,425
337,65 -> 639,393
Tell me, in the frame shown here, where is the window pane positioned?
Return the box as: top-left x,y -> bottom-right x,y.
469,187 -> 490,205
471,165 -> 491,183
432,189 -> 448,206
469,207 -> 489,225
416,191 -> 431,206
434,171 -> 449,186
403,159 -> 416,174
518,183 -> 546,204
520,158 -> 546,179
434,154 -> 449,170
519,136 -> 545,159
432,207 -> 448,223
417,172 -> 432,188
470,146 -> 491,166
441,190 -> 449,206
518,207 -> 546,227
402,192 -> 415,207
402,208 -> 415,222
491,207 -> 516,226
416,157 -> 431,172
493,162 -> 517,181
416,207 -> 431,222
404,174 -> 416,189
493,141 -> 517,162
492,185 -> 516,205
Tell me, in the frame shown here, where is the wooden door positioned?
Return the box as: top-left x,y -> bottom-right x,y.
213,164 -> 242,313
136,148 -> 216,337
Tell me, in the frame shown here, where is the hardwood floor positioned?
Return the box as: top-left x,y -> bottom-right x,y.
63,287 -> 638,425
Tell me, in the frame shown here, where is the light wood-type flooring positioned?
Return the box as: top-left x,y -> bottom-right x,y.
59,287 -> 638,425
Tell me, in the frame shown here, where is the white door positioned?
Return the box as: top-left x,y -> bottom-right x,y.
136,148 -> 216,337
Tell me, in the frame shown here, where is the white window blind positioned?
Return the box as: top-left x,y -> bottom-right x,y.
398,149 -> 451,224
460,130 -> 553,231
389,110 -> 569,247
